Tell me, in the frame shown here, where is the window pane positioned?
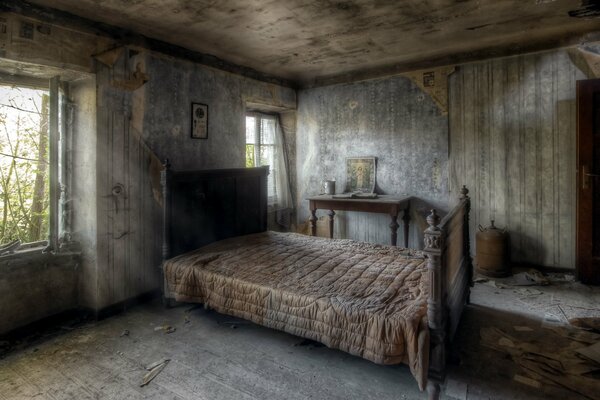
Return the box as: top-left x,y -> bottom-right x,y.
245,116 -> 255,144
0,85 -> 50,244
259,144 -> 275,167
260,117 -> 275,145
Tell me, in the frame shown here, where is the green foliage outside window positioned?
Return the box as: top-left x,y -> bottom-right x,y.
0,86 -> 50,244
245,144 -> 255,168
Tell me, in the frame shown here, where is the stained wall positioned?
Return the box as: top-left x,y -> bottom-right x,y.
296,76 -> 449,247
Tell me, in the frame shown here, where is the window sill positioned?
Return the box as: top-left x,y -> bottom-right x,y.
0,245 -> 81,270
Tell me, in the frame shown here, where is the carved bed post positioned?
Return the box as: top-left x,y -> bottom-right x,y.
160,159 -> 171,304
424,209 -> 446,400
460,185 -> 473,304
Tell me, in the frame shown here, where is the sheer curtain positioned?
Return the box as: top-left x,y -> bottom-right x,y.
251,113 -> 293,228
273,116 -> 293,228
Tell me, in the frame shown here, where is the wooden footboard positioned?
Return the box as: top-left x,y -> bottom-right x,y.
423,186 -> 472,398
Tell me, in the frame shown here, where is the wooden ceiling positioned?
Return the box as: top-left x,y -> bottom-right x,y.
24,0 -> 600,85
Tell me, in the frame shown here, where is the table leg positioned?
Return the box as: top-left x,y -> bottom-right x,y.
389,213 -> 399,246
327,210 -> 335,239
309,209 -> 317,236
402,208 -> 410,248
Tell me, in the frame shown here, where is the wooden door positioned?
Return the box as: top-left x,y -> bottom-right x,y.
577,79 -> 600,285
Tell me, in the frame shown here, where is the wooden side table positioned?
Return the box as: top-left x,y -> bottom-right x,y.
307,195 -> 412,247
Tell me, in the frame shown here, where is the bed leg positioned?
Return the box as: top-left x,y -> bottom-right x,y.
426,380 -> 441,400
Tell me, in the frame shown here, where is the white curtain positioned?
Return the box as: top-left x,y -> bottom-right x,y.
269,116 -> 294,228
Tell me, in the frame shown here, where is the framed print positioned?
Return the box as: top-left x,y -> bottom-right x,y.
191,102 -> 208,139
345,156 -> 376,193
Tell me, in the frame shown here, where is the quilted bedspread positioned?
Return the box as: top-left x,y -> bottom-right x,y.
164,231 -> 430,389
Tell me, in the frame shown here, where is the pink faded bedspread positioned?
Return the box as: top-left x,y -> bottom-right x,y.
164,231 -> 430,389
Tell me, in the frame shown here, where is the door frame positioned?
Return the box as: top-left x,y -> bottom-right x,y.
576,78 -> 600,285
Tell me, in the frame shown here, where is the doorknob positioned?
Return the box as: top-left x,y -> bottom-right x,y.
582,165 -> 599,190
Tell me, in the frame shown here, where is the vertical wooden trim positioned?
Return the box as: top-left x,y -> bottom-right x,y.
47,76 -> 60,251
59,83 -> 70,243
161,159 -> 171,264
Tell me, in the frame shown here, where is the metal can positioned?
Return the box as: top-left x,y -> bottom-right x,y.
475,220 -> 509,277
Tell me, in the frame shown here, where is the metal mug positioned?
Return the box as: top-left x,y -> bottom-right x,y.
324,180 -> 336,195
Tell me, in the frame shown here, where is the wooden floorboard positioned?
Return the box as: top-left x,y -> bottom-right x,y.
2,284 -> 597,400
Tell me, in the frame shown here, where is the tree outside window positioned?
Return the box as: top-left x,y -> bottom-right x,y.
0,85 -> 50,245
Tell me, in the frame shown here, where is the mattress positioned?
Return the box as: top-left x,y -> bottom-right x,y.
164,231 -> 430,389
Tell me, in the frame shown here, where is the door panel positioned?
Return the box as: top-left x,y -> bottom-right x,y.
577,79 -> 600,285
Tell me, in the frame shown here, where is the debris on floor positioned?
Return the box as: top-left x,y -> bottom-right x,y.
475,268 -> 560,290
513,326 -> 534,332
576,342 -> 600,364
570,317 -> 600,333
141,359 -> 170,387
120,329 -> 130,337
541,313 -> 564,327
511,269 -> 549,286
482,280 -> 508,289
480,325 -> 600,400
515,288 -> 543,296
513,374 -> 541,388
154,325 -> 176,334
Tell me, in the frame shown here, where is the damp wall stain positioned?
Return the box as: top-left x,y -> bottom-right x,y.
296,75 -> 449,247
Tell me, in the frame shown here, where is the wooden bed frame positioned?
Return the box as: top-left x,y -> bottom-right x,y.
160,162 -> 473,400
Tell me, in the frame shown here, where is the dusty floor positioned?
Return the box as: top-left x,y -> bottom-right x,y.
0,271 -> 598,400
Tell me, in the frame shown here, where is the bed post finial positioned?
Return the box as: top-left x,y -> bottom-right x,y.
459,185 -> 469,199
424,209 -> 446,396
426,209 -> 441,232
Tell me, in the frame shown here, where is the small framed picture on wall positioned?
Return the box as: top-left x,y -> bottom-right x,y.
191,102 -> 208,139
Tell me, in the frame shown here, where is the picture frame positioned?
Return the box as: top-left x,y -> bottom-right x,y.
345,156 -> 377,193
191,102 -> 208,139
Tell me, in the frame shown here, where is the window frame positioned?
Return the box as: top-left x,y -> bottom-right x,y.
0,74 -> 68,256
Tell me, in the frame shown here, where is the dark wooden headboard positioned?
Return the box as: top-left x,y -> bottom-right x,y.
160,161 -> 268,262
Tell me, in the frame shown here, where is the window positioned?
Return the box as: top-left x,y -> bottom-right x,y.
0,77 -> 66,251
245,113 -> 279,204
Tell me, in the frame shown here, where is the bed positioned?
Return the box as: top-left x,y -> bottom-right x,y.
160,163 -> 472,400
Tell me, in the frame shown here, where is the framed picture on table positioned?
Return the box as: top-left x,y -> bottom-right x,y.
345,156 -> 376,193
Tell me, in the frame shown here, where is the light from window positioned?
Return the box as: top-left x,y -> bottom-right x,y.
0,85 -> 50,244
245,114 -> 278,204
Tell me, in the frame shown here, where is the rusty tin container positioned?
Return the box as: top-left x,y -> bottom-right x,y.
475,220 -> 510,277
